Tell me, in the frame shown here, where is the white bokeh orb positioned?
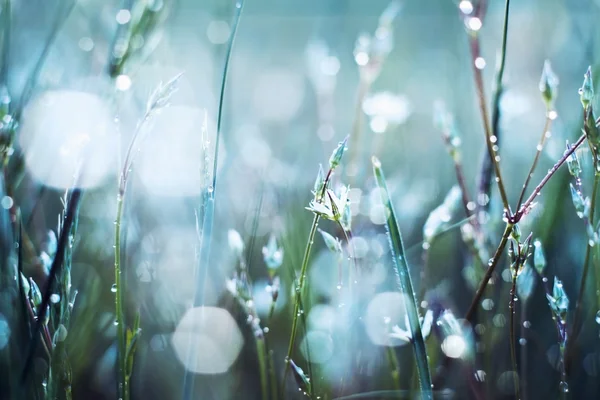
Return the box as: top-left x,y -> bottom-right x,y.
171,306 -> 244,374
364,291 -> 408,346
19,90 -> 117,189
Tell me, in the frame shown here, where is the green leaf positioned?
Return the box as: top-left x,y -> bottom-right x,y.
318,228 -> 343,255
372,157 -> 433,400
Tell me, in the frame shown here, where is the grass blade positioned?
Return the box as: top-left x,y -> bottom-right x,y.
372,157 -> 433,400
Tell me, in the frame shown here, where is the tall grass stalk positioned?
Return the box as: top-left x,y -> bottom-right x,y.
283,138 -> 345,387
479,0 -> 511,212
114,72 -> 182,400
468,1 -> 511,214
181,3 -> 243,399
283,213 -> 319,385
509,269 -> 520,399
568,173 -> 599,372
372,157 -> 432,400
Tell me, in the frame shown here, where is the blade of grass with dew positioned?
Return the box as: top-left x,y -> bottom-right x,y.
181,3 -> 244,400
372,157 -> 433,400
333,389 -> 455,400
114,72 -> 182,400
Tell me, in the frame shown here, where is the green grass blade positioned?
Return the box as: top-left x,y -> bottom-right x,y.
372,157 -> 433,400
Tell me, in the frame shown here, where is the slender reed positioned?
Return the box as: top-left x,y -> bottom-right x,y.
572,174 -> 599,339
476,0 -> 511,215
182,3 -> 243,399
373,157 -> 433,400
467,0 -> 511,215
114,72 -> 182,400
283,138 -> 346,386
509,269 -> 520,399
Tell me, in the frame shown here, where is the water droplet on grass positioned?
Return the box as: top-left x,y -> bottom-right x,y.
559,381 -> 569,393
111,284 -> 117,293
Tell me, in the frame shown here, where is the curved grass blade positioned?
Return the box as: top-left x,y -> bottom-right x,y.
182,2 -> 244,399
372,157 -> 433,400
334,389 -> 454,400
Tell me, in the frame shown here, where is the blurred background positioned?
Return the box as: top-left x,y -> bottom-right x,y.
2,0 -> 600,399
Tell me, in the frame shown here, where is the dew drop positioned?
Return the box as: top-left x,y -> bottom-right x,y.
559,381 -> 569,393
50,294 -> 60,304
111,284 -> 117,293
595,311 -> 600,324
519,338 -> 527,346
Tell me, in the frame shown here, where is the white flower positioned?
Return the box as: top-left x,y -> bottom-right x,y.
389,309 -> 433,343
306,186 -> 351,228
262,235 -> 283,270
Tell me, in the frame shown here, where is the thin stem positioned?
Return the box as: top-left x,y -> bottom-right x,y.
385,345 -> 402,393
515,115 -> 553,210
509,271 -> 520,400
465,222 -> 513,323
114,193 -> 127,400
514,133 -> 586,222
211,1 -> 243,195
572,174 -> 599,339
469,35 -> 511,214
478,0 -> 511,214
256,337 -> 269,400
521,302 -> 528,400
440,122 -> 475,222
182,4 -> 243,399
283,214 -> 320,386
490,0 -> 511,142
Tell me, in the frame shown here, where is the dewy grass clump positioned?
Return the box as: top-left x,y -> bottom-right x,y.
3,1 -> 600,399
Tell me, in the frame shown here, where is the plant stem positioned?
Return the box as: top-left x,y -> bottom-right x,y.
509,270 -> 520,400
515,114 -> 553,210
572,174 -> 599,338
469,36 -> 510,213
256,337 -> 269,400
477,0 -> 511,214
182,4 -> 243,399
513,133 -> 586,222
521,302 -> 528,400
283,213 -> 319,386
114,192 -> 127,400
385,345 -> 402,394
373,157 -> 433,400
465,222 -> 513,322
